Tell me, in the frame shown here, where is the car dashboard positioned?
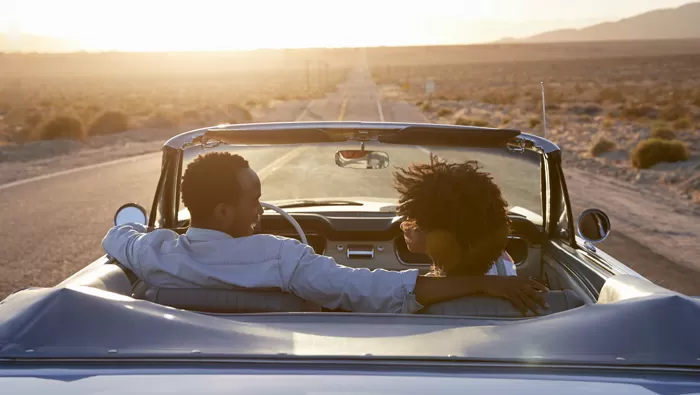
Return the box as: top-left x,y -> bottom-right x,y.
254,210 -> 545,276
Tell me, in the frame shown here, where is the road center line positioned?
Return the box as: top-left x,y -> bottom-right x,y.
338,95 -> 349,120
376,98 -> 385,122
0,151 -> 161,191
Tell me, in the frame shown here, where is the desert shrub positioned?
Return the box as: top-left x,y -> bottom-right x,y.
589,136 -> 616,157
620,104 -> 657,119
182,109 -> 201,121
673,118 -> 691,130
631,139 -> 689,169
569,104 -> 602,116
37,115 -> 85,141
597,88 -> 625,103
483,91 -> 517,105
25,113 -> 43,128
602,118 -> 613,128
660,104 -> 687,122
436,107 -> 453,116
529,118 -> 541,128
421,102 -> 433,112
226,104 -> 253,123
88,110 -> 129,135
145,111 -> 180,128
455,117 -> 488,127
502,116 -> 512,124
650,126 -> 675,140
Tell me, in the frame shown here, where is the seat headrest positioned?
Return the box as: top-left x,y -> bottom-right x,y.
418,289 -> 584,317
144,287 -> 322,313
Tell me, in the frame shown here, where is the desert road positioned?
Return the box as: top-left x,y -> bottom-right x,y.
0,66 -> 698,298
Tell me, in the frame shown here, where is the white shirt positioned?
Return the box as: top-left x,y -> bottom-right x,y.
102,224 -> 516,314
102,224 -> 423,314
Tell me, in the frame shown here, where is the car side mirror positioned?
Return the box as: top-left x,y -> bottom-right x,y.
576,208 -> 611,250
114,203 -> 149,226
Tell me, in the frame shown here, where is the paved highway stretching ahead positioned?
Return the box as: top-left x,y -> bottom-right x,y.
1,63 -> 699,298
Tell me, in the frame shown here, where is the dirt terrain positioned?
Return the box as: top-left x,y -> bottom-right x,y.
0,43 -> 699,298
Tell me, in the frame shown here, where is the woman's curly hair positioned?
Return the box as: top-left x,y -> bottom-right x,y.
394,154 -> 510,276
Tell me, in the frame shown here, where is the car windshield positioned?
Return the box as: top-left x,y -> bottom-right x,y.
182,142 -> 542,221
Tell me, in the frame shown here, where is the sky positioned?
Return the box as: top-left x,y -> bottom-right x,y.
0,0 -> 697,51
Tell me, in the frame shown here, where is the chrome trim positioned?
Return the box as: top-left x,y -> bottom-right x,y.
7,357 -> 700,374
164,122 -> 560,154
346,245 -> 375,260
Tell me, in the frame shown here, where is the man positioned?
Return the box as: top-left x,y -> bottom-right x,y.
396,155 -> 516,277
103,152 -> 547,315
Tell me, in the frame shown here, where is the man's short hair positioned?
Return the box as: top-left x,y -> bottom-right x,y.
394,154 -> 510,275
181,152 -> 250,220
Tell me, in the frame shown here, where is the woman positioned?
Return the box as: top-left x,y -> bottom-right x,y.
395,155 -> 516,277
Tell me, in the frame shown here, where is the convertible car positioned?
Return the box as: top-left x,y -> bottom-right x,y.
1,121 -> 699,393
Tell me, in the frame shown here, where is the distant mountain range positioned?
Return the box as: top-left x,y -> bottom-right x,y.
502,2 -> 700,43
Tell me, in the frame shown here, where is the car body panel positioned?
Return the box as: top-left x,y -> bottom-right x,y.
1,365 -> 700,394
1,284 -> 699,367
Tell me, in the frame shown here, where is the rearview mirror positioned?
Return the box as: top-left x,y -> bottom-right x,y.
334,150 -> 390,169
114,203 -> 149,226
576,208 -> 611,246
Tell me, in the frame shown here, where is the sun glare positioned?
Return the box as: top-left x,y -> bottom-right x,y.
2,0 -> 697,51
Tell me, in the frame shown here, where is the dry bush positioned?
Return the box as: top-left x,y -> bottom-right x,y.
590,136 -> 617,157
483,91 -> 517,105
455,117 -> 488,127
660,105 -> 688,122
569,104 -> 603,116
650,126 -> 676,140
621,105 -> 657,119
597,88 -> 626,103
145,111 -> 180,128
88,110 -> 129,135
421,102 -> 433,112
673,118 -> 692,130
226,104 -> 253,123
631,139 -> 690,169
37,115 -> 85,141
529,118 -> 541,128
436,107 -> 453,116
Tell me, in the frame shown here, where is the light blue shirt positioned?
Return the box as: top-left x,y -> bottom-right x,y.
102,223 -> 423,314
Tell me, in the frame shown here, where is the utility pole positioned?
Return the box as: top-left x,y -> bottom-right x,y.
306,60 -> 310,92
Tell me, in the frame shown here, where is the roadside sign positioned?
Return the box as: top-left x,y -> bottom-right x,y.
425,79 -> 435,95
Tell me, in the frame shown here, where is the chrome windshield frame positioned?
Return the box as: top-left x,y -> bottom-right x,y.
153,122 -> 565,231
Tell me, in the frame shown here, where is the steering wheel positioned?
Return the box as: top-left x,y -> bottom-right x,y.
261,202 -> 308,245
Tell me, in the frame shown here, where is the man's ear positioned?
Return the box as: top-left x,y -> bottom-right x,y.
212,203 -> 234,221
